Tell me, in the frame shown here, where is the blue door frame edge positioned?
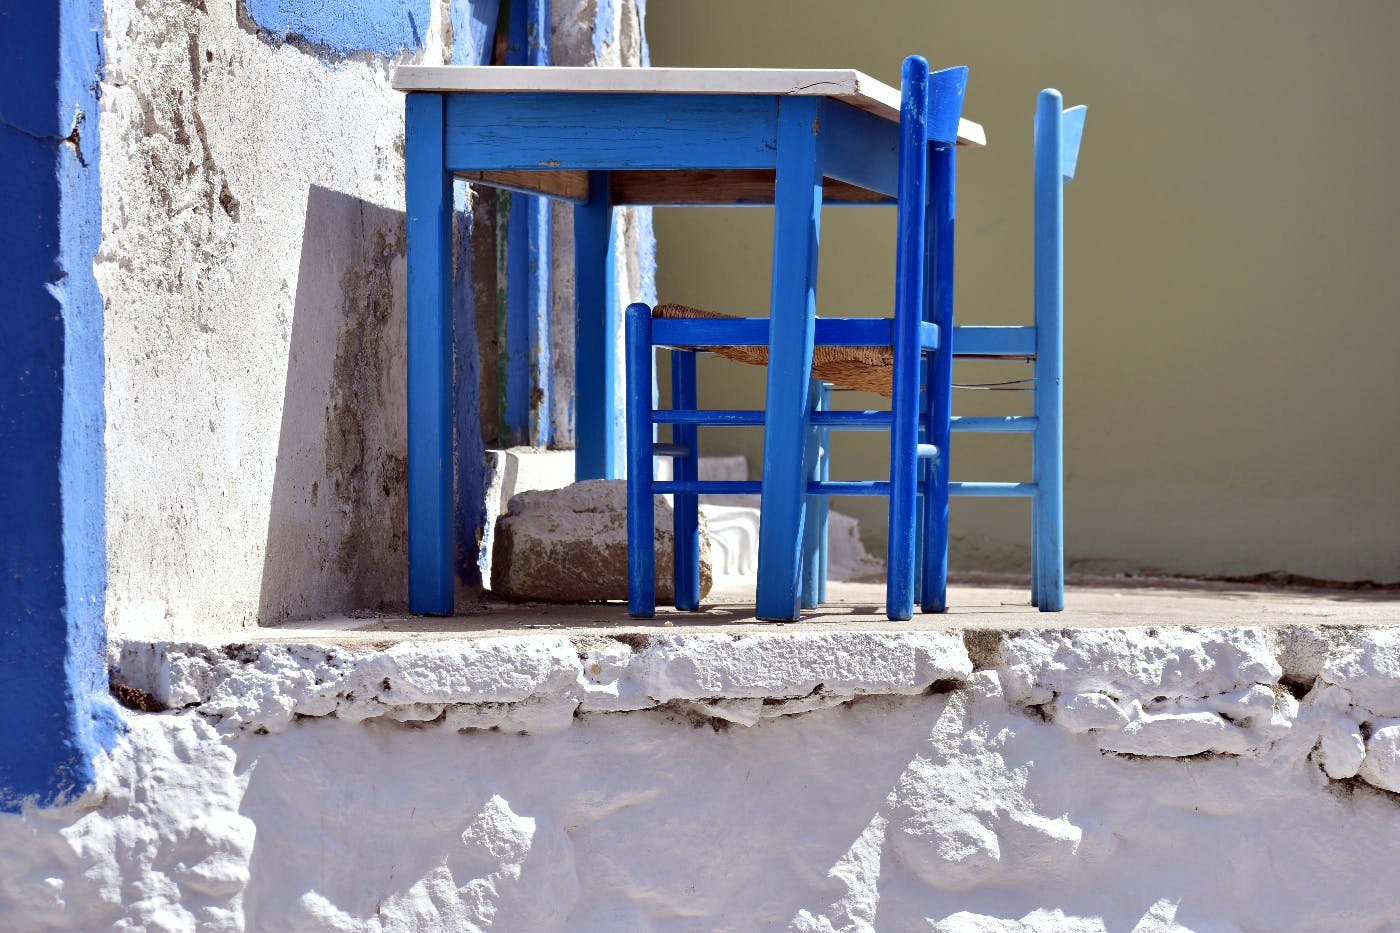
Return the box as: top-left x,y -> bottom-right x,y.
0,0 -> 123,811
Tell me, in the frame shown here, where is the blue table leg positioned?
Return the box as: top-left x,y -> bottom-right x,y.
405,93 -> 454,615
756,98 -> 824,622
574,170 -> 620,481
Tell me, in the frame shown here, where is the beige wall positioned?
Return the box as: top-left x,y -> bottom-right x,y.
647,1 -> 1400,583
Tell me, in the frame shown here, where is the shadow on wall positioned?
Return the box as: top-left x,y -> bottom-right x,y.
234,694 -> 948,925
256,185 -> 413,625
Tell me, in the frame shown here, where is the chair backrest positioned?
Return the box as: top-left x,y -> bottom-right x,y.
1032,91 -> 1087,342
892,58 -> 969,616
1029,90 -> 1086,612
894,58 -> 969,342
926,65 -> 970,148
1037,91 -> 1087,183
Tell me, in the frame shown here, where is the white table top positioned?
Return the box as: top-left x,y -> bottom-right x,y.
392,66 -> 985,146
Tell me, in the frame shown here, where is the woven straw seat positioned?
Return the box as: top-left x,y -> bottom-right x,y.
654,304 -> 896,397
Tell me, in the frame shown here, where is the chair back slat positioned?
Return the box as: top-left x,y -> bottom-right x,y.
926,66 -> 970,146
1060,104 -> 1088,181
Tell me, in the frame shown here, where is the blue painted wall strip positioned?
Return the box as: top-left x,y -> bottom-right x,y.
452,186 -> 487,588
597,0 -> 660,464
499,1 -> 527,445
244,0 -> 432,58
453,0 -> 502,66
593,0 -> 616,64
503,195 -> 531,443
525,0 -> 552,446
0,0 -> 122,811
523,190 -> 552,446
500,0 -> 552,447
450,0 -> 500,586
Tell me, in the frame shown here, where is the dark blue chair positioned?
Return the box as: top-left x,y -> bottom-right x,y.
932,90 -> 1086,612
624,56 -> 968,621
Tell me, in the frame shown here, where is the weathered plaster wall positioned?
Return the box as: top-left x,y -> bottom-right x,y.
549,0 -> 656,452
98,0 -> 430,638
4,625 -> 1400,929
97,0 -> 655,639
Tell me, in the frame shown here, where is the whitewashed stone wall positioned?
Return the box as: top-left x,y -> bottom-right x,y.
4,625 -> 1400,929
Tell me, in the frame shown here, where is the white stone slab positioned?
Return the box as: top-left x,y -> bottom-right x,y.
392,65 -> 986,145
111,629 -> 972,733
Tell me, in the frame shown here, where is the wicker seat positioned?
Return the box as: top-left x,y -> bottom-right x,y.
652,304 -> 898,397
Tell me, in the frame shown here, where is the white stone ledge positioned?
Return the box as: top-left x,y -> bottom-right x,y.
109,624 -> 1400,795
111,630 -> 974,735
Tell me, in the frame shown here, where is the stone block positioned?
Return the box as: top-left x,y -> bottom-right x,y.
491,480 -> 712,603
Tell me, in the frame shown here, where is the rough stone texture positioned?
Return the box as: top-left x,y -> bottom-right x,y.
478,447 -> 675,587
1359,719 -> 1400,793
478,450 -> 884,587
110,628 -> 972,733
989,627 -> 1298,758
97,0 -> 654,639
8,624 -> 1400,929
479,447 -> 577,590
0,715 -> 256,930
491,480 -> 714,603
548,0 -> 654,452
98,0 -> 433,637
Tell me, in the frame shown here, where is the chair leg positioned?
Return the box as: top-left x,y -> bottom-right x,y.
888,351 -> 920,624
920,144 -> 954,614
756,98 -> 824,622
671,349 -> 701,611
1030,486 -> 1041,607
914,357 -> 927,597
624,303 -> 656,617
801,380 -> 829,610
817,382 -> 831,605
887,59 -> 932,623
1033,91 -> 1066,612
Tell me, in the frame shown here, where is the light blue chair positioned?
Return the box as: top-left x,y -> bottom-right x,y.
918,89 -> 1087,612
624,56 -> 968,622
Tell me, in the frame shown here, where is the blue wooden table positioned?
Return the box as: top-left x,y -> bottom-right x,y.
393,65 -> 985,614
